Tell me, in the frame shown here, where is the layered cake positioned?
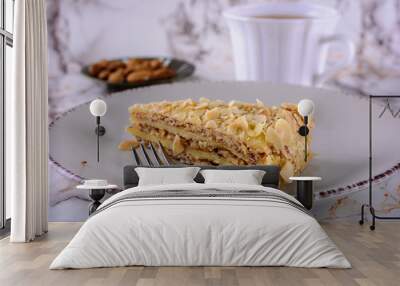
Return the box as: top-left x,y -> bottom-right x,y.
119,98 -> 313,182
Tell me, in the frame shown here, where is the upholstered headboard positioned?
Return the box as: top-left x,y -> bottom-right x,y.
123,165 -> 280,189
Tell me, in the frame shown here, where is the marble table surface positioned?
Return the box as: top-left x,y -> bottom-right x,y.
46,0 -> 400,221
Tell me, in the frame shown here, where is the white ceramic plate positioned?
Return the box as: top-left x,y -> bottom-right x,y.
49,81 -> 400,196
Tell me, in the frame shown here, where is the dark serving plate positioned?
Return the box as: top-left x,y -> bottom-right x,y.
82,57 -> 195,92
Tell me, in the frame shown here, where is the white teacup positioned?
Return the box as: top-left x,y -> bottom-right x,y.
223,3 -> 355,86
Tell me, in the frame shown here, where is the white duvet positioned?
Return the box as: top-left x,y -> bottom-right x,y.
50,183 -> 350,269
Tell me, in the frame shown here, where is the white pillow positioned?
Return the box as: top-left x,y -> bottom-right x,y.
135,167 -> 200,186
200,169 -> 266,185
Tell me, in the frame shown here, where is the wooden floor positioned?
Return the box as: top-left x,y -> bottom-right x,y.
0,221 -> 399,286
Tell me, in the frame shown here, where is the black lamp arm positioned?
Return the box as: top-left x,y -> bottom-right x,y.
298,116 -> 309,136
298,115 -> 309,162
94,116 -> 106,162
95,117 -> 106,136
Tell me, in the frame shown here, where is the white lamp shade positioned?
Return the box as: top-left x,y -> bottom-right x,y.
89,99 -> 107,117
297,99 -> 315,117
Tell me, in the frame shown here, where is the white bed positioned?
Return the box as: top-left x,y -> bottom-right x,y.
50,183 -> 350,269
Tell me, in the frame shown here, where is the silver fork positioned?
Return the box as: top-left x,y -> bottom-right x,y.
131,142 -> 170,166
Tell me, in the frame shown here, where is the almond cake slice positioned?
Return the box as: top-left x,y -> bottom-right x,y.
119,98 -> 313,182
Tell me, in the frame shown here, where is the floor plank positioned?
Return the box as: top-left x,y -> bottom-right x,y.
0,220 -> 399,286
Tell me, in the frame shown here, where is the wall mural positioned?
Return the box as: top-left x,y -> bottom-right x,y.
47,0 -> 400,221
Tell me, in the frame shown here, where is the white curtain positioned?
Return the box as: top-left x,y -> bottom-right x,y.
7,0 -> 49,242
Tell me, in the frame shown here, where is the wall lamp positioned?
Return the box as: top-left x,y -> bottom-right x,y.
297,99 -> 315,162
89,99 -> 107,162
